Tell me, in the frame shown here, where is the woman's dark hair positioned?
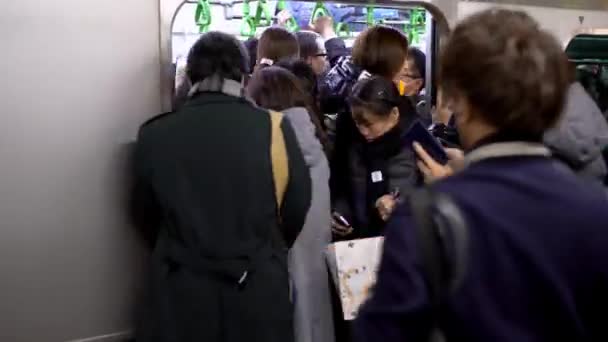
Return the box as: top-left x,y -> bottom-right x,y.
187,31 -> 249,83
440,9 -> 569,137
408,47 -> 426,88
248,66 -> 329,153
257,27 -> 299,65
350,76 -> 401,120
296,31 -> 324,60
352,25 -> 409,79
275,59 -> 318,103
275,59 -> 325,129
244,37 -> 259,74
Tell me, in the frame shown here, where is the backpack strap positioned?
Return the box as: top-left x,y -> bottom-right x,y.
269,110 -> 289,212
411,189 -> 470,341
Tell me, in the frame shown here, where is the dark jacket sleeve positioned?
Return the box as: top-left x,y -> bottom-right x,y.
129,132 -> 162,247
319,56 -> 359,114
354,211 -> 434,342
325,37 -> 348,68
279,118 -> 312,248
330,109 -> 357,201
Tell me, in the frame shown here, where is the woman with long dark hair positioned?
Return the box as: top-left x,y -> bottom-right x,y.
248,66 -> 335,342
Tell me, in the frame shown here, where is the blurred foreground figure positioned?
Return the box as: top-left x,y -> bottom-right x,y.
356,9 -> 608,342
133,32 -> 311,342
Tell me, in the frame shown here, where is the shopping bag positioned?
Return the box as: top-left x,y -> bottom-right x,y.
325,237 -> 384,320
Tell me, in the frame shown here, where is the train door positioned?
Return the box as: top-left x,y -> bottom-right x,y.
159,0 -> 452,114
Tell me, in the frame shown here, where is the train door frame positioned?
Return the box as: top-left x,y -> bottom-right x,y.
159,0 -> 452,113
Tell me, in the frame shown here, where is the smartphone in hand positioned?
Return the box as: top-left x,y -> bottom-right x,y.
332,212 -> 351,227
403,121 -> 449,165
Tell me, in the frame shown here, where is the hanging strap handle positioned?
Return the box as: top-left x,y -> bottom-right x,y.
269,110 -> 289,213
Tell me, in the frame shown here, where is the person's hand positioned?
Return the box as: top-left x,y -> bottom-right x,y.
311,16 -> 336,39
414,142 -> 464,184
375,195 -> 398,221
331,212 -> 353,237
277,10 -> 292,27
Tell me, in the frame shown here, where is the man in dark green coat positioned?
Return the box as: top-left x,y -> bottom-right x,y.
133,32 -> 311,342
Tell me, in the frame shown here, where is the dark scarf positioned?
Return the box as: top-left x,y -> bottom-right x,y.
358,118 -> 408,230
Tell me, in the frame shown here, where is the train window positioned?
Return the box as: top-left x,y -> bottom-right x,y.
168,0 -> 447,112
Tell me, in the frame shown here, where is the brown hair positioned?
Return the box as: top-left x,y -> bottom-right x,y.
352,25 -> 409,79
440,9 -> 569,136
257,27 -> 299,65
247,66 -> 329,154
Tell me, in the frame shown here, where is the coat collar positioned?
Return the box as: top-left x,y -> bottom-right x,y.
188,75 -> 243,98
464,142 -> 551,167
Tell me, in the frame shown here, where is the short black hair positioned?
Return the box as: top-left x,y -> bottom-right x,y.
244,37 -> 258,74
350,76 -> 401,118
187,31 -> 249,83
275,59 -> 318,100
408,47 -> 426,88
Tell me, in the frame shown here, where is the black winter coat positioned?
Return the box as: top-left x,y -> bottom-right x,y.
132,92 -> 312,342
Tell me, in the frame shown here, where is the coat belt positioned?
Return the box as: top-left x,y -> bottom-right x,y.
159,238 -> 277,287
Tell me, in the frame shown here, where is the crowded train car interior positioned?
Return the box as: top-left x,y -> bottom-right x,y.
167,0 -> 445,112
2,0 -> 608,341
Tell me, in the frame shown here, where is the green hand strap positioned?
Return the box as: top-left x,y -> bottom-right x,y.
254,0 -> 273,27
366,5 -> 375,26
194,0 -> 212,33
310,1 -> 331,25
408,9 -> 426,45
336,22 -> 351,38
240,0 -> 256,37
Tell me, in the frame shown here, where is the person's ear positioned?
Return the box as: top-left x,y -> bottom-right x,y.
451,97 -> 474,125
390,107 -> 400,123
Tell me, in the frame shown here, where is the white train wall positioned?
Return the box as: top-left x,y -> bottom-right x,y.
0,1 -> 159,341
457,1 -> 608,46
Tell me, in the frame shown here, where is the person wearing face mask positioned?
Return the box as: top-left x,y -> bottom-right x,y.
356,9 -> 608,342
331,76 -> 421,240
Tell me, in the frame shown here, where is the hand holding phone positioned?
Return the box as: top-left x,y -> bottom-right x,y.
376,189 -> 401,222
403,122 -> 449,165
331,212 -> 353,237
414,142 -> 464,184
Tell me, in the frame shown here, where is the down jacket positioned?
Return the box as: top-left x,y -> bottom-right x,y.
545,82 -> 608,184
